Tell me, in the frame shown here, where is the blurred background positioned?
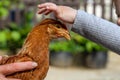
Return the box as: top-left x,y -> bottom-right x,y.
0,0 -> 120,80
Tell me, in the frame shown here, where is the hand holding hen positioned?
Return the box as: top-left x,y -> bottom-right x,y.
0,60 -> 37,80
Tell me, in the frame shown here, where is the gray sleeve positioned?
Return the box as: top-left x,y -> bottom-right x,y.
72,10 -> 120,54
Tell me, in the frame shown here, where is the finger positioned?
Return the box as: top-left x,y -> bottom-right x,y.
38,3 -> 50,8
45,5 -> 58,14
0,61 -> 37,75
0,74 -> 8,80
0,75 -> 21,80
45,11 -> 52,15
38,3 -> 58,13
8,78 -> 21,80
0,78 -> 8,80
43,10 -> 52,15
37,8 -> 47,14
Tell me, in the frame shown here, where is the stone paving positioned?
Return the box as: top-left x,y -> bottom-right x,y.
45,52 -> 120,80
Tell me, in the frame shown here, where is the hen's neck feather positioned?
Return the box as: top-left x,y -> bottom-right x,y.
18,24 -> 50,58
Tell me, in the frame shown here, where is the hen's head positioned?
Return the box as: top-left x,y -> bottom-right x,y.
40,18 -> 71,40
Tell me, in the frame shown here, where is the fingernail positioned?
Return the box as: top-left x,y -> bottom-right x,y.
32,62 -> 38,67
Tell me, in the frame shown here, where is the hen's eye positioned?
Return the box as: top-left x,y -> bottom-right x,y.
57,26 -> 61,28
55,24 -> 61,28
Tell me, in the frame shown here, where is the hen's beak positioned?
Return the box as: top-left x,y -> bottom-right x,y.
62,24 -> 71,40
58,30 -> 71,40
63,31 -> 71,40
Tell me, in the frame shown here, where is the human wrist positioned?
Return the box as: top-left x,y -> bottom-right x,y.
71,9 -> 77,24
57,6 -> 77,24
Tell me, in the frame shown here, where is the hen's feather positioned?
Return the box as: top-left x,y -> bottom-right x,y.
0,18 -> 70,80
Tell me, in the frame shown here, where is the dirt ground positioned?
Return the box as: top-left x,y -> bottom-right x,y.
45,51 -> 120,80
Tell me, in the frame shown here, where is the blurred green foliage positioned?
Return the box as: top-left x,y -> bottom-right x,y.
50,32 -> 107,55
71,32 -> 107,53
0,0 -> 33,54
0,0 -> 24,18
50,39 -> 85,54
0,23 -> 32,53
0,0 -> 10,18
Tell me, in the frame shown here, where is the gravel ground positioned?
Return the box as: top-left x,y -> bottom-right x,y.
45,52 -> 120,80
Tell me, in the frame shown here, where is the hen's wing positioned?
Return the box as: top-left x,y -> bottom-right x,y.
0,55 -> 33,65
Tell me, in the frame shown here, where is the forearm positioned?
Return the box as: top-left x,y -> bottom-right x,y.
72,10 -> 120,54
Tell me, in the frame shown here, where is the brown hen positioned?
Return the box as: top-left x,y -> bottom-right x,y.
0,18 -> 70,80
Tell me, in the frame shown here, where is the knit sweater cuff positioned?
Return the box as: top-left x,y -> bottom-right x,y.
72,10 -> 85,36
